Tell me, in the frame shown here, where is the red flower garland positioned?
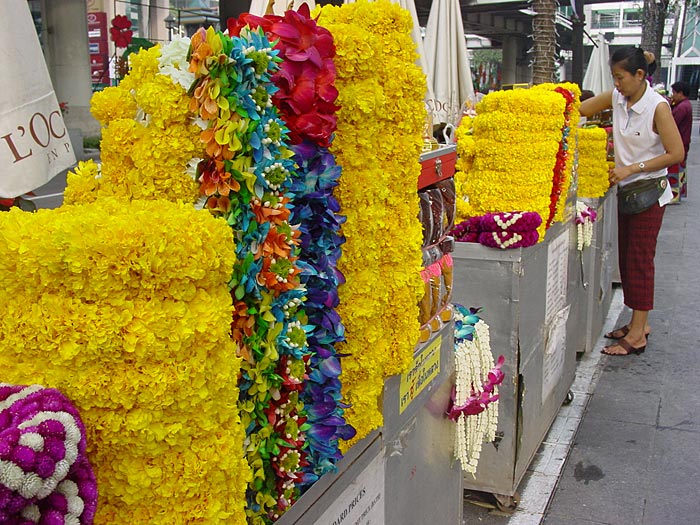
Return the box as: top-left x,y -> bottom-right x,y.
109,15 -> 133,48
546,87 -> 575,229
228,4 -> 339,146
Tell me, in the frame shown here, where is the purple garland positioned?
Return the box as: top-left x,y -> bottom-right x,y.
0,384 -> 97,525
289,141 -> 356,485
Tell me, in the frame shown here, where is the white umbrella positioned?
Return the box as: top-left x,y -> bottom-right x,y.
423,0 -> 475,127
582,33 -> 614,96
248,0 -> 316,16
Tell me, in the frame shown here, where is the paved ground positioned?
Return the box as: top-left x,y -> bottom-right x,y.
463,126 -> 700,525
544,128 -> 700,524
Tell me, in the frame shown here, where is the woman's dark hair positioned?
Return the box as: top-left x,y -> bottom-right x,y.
610,46 -> 648,75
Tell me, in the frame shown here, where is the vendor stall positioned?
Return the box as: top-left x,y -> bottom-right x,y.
0,1 -> 470,524
448,83 -> 582,499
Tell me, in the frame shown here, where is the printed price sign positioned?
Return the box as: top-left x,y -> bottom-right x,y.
315,452 -> 384,525
399,336 -> 441,413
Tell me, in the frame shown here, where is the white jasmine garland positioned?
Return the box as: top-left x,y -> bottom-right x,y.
453,319 -> 500,475
575,201 -> 595,250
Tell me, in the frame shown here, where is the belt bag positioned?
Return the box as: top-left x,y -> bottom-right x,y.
617,177 -> 667,215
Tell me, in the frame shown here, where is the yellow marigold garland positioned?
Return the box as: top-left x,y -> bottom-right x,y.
456,88 -> 564,239
65,44 -> 202,205
577,127 -> 610,198
0,198 -> 250,524
455,84 -> 581,239
317,0 -> 425,447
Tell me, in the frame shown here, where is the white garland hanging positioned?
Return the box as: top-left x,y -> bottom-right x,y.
453,319 -> 499,475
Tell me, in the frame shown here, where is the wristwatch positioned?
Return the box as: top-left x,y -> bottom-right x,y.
638,162 -> 645,172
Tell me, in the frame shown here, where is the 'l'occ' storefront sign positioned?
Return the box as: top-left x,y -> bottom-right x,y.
0,0 -> 76,198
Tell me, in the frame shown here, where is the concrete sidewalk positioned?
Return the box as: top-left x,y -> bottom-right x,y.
543,130 -> 700,524
463,126 -> 700,525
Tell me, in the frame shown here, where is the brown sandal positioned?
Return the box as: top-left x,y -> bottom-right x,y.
604,326 -> 630,339
604,326 -> 651,340
601,338 -> 646,356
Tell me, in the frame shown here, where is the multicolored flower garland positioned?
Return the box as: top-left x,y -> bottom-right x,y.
577,127 -> 610,199
448,306 -> 504,475
317,0 -> 426,448
228,5 -> 355,486
185,25 -> 327,522
0,384 -> 97,525
531,83 -> 581,228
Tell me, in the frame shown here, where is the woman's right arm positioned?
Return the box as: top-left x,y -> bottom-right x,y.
580,90 -> 614,118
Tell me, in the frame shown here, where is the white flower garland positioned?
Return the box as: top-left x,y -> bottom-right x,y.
575,201 -> 595,251
453,320 -> 499,475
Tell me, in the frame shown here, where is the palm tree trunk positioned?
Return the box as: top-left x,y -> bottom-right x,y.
532,0 -> 558,84
641,0 -> 669,84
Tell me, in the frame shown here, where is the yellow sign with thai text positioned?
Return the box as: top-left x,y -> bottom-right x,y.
399,336 -> 441,413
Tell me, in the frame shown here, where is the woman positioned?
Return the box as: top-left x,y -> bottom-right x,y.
580,47 -> 685,356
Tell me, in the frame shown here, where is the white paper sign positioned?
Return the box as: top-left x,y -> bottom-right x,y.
542,305 -> 570,403
545,230 -> 569,324
0,0 -> 76,198
315,451 -> 385,525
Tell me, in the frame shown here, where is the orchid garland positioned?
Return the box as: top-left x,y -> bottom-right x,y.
0,199 -> 249,524
0,384 -> 98,525
186,25 -> 316,522
575,201 -> 597,250
228,5 -> 356,487
577,127 -> 610,199
317,0 -> 426,449
449,306 -> 505,475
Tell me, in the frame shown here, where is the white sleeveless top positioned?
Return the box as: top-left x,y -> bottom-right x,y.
612,85 -> 672,205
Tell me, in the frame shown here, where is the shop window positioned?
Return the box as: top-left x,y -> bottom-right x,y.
622,8 -> 642,28
591,9 -> 619,29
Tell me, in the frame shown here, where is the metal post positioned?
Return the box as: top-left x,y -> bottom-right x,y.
571,0 -> 585,86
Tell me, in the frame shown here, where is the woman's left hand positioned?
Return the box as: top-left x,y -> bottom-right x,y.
608,165 -> 635,186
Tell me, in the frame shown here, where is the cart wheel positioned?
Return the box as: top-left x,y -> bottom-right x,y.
494,492 -> 520,513
563,390 -> 574,406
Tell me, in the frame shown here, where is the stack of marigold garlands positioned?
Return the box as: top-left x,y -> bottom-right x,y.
0,1 -> 427,524
453,83 -> 581,247
316,0 -> 426,449
577,126 -> 610,199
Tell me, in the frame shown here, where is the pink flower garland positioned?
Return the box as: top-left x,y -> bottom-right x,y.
0,384 -> 97,525
447,355 -> 505,419
479,211 -> 542,233
453,211 -> 541,249
478,230 -> 539,250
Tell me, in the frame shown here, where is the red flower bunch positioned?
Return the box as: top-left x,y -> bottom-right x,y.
228,4 -> 339,146
546,86 -> 576,228
110,15 -> 133,48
